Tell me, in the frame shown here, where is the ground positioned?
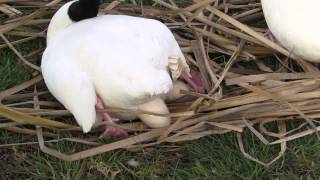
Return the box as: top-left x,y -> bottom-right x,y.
1,0 -> 320,179
1,49 -> 319,179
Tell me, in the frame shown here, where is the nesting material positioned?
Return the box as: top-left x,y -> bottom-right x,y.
0,0 -> 319,167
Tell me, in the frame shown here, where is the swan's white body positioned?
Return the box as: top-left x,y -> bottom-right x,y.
42,15 -> 189,132
261,0 -> 320,62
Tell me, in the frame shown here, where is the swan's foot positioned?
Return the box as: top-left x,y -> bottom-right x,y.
167,56 -> 205,93
181,71 -> 206,94
96,97 -> 128,139
98,120 -> 128,139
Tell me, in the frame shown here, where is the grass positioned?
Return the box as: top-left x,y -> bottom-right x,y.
0,49 -> 31,91
0,1 -> 320,178
0,47 -> 319,180
0,52 -> 320,179
1,123 -> 320,179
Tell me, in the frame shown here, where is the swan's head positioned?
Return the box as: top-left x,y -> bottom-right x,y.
47,0 -> 100,42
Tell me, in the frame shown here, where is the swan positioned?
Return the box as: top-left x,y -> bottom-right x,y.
41,0 -> 203,138
261,0 -> 320,62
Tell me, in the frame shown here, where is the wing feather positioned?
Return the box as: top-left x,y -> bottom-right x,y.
42,51 -> 97,133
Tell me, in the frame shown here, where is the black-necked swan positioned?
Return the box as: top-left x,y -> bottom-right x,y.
41,0 -> 203,138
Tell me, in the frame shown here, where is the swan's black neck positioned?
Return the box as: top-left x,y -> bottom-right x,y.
68,0 -> 100,22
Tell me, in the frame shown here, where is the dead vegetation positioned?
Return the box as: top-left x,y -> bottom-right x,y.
0,0 -> 320,167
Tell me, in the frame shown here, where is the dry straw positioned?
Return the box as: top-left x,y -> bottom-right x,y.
0,0 -> 319,167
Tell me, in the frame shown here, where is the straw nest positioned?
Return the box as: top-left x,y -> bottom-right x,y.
1,0 -> 320,167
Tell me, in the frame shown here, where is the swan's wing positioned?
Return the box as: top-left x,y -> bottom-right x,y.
93,59 -> 173,108
42,15 -> 180,109
54,15 -> 190,73
41,50 -> 97,133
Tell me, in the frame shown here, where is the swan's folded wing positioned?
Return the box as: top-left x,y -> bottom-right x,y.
41,55 -> 97,133
93,61 -> 173,108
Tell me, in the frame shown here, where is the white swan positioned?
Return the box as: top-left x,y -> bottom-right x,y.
261,0 -> 320,62
41,0 -> 202,138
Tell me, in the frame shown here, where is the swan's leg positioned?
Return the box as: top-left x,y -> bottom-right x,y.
168,56 -> 206,93
96,97 -> 128,138
181,72 -> 205,94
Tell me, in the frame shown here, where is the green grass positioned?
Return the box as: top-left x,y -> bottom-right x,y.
0,1 -> 320,177
1,125 -> 320,179
0,49 -> 31,91
0,48 -> 320,179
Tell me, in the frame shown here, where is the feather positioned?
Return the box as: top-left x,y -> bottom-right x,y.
42,15 -> 189,132
41,53 -> 97,132
261,0 -> 320,62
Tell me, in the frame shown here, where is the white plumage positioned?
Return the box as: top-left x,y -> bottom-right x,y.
42,14 -> 190,133
261,0 -> 320,62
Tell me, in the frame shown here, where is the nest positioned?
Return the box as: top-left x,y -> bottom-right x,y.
1,0 -> 320,167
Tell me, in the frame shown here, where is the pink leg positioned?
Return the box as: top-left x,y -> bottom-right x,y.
190,71 -> 206,88
96,97 -> 128,139
181,72 -> 206,94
